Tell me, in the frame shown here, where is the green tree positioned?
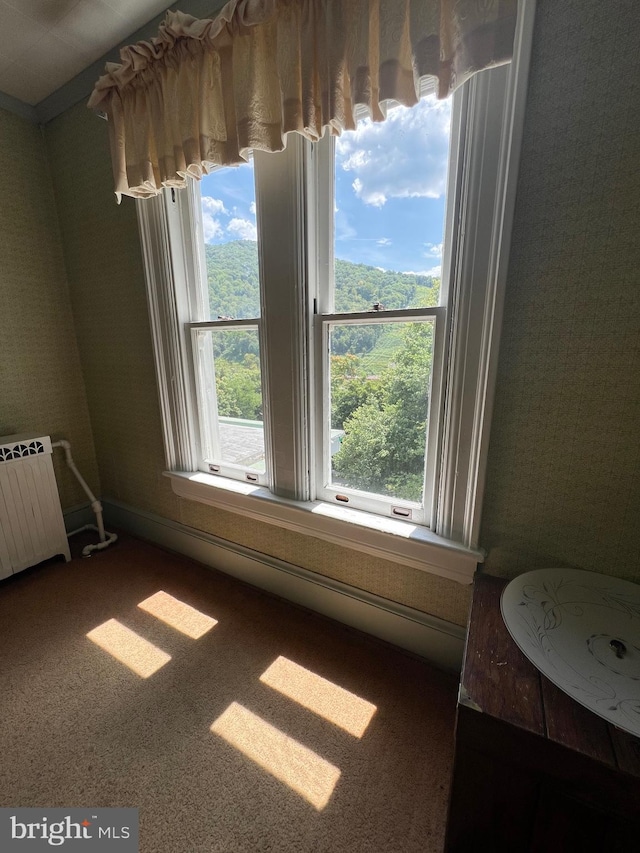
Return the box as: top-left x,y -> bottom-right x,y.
213,329 -> 260,361
330,354 -> 381,429
215,353 -> 262,420
333,402 -> 391,487
332,322 -> 434,502
331,324 -> 383,356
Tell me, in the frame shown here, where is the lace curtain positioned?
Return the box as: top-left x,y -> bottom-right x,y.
88,0 -> 517,201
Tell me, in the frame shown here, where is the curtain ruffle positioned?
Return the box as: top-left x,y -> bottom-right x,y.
88,0 -> 517,202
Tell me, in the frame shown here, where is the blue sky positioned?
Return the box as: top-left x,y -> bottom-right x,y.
200,94 -> 451,277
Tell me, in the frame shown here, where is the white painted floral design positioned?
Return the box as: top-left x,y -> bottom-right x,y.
501,568 -> 640,738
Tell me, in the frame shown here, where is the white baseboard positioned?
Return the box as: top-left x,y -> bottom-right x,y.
103,498 -> 466,672
63,503 -> 94,532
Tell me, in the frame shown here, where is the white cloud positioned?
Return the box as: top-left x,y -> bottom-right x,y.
201,196 -> 227,243
201,196 -> 227,215
376,237 -> 392,246
352,178 -> 387,207
336,96 -> 451,207
227,217 -> 257,241
403,265 -> 442,278
341,149 -> 370,171
425,242 -> 443,257
249,201 -> 256,215
202,214 -> 223,242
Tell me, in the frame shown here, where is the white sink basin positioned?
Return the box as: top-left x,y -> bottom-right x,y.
501,568 -> 640,737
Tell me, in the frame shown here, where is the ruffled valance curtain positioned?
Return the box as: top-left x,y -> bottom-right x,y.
89,0 -> 517,202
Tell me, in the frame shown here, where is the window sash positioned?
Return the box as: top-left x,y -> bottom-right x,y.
189,320 -> 268,486
314,306 -> 446,525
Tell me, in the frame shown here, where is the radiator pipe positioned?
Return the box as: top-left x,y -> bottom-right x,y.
52,440 -> 118,557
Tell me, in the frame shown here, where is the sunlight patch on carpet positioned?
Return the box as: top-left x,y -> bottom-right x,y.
260,656 -> 377,737
86,619 -> 171,677
138,590 -> 217,639
210,702 -> 341,810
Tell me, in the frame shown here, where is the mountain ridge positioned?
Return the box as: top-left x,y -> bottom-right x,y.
205,239 -> 439,318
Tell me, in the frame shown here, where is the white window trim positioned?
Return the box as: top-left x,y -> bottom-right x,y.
438,0 -> 536,547
137,0 -> 535,585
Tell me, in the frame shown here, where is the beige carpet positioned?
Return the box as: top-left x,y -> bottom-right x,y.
0,533 -> 457,852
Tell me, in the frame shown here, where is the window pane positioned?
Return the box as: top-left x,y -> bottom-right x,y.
328,320 -> 435,504
333,96 -> 450,311
196,328 -> 265,472
200,162 -> 260,320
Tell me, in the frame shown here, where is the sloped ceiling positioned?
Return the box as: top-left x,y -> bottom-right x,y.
0,0 -> 171,105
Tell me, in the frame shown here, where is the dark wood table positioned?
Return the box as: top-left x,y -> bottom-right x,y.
445,573 -> 640,852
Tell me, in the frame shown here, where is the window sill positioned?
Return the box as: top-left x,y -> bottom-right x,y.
165,471 -> 483,584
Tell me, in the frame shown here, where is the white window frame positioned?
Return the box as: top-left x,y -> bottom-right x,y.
189,319 -> 268,486
136,0 -> 535,585
314,307 -> 446,526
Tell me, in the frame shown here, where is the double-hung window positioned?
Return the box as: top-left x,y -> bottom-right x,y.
312,95 -> 448,528
137,3 -> 534,584
186,93 -> 447,521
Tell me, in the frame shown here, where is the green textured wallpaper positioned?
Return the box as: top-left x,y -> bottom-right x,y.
0,107 -> 99,509
481,0 -> 640,581
46,102 -> 471,628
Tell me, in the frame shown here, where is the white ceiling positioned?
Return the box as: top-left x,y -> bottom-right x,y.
0,0 -> 171,105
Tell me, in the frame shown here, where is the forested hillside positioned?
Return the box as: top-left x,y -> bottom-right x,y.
205,240 -> 439,317
206,241 -> 261,318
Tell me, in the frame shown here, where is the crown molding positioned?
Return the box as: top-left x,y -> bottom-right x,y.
0,90 -> 38,124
